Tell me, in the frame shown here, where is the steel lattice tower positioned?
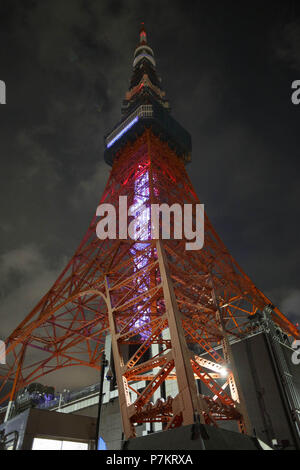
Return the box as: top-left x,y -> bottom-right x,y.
0,25 -> 299,439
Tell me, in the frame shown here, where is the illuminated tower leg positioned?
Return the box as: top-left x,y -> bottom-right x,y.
210,275 -> 252,434
104,275 -> 135,439
156,240 -> 203,426
4,344 -> 26,422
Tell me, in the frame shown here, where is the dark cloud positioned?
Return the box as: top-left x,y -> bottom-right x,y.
0,244 -> 65,338
274,19 -> 300,71
0,0 -> 300,389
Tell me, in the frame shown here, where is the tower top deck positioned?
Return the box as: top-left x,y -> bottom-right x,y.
103,25 -> 192,166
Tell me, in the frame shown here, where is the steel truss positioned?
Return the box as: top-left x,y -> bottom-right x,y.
0,130 -> 298,439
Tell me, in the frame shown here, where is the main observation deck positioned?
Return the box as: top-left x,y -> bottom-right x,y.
104,102 -> 192,166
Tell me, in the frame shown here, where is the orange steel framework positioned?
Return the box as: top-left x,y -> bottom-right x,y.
0,129 -> 299,439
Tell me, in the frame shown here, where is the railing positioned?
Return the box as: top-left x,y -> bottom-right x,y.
0,430 -> 19,450
37,382 -> 101,410
0,382 -> 102,416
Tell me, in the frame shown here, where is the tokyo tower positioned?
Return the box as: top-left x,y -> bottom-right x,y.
0,25 -> 298,441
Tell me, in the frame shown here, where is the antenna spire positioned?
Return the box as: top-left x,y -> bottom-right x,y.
140,22 -> 147,44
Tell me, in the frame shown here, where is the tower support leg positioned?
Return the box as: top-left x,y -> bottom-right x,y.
104,276 -> 135,439
156,240 -> 204,425
210,276 -> 252,434
4,344 -> 26,422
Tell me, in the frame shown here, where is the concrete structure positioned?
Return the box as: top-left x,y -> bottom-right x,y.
124,423 -> 272,450
0,408 -> 97,450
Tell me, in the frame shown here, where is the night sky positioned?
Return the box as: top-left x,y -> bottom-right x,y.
0,0 -> 299,390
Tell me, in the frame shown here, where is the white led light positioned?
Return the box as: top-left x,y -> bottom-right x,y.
220,367 -> 228,377
133,53 -> 156,68
107,116 -> 139,148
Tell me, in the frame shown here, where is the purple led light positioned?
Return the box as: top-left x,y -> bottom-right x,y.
130,168 -> 151,337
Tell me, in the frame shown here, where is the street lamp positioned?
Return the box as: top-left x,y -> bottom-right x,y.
95,353 -> 109,450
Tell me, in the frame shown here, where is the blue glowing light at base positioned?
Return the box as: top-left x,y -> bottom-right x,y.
97,437 -> 107,450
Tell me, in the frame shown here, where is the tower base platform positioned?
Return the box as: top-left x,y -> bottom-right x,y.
123,423 -> 272,451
